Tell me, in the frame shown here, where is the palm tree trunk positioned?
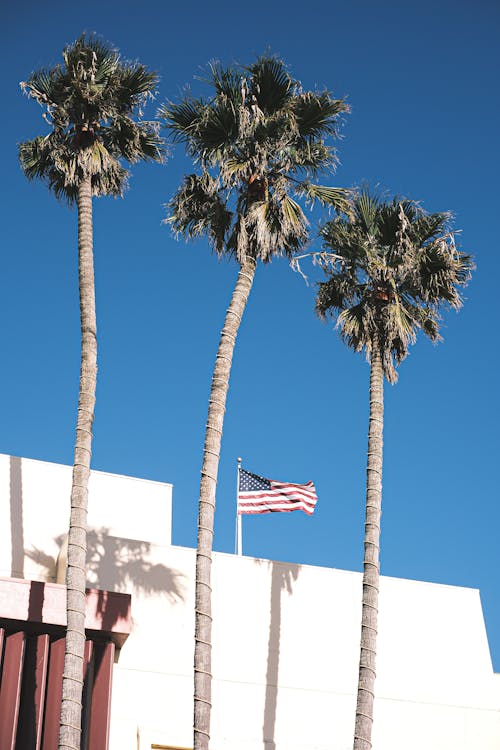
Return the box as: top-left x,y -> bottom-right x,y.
353,332 -> 384,750
194,255 -> 257,750
59,173 -> 97,750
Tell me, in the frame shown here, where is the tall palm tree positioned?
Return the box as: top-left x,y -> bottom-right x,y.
160,56 -> 351,750
19,35 -> 163,750
315,192 -> 473,750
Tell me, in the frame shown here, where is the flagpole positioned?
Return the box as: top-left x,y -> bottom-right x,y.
236,456 -> 242,556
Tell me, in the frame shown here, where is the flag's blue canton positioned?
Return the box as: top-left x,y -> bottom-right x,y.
239,469 -> 271,492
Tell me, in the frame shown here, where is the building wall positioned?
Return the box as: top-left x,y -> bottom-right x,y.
111,544 -> 500,750
0,454 -> 499,750
0,453 -> 172,584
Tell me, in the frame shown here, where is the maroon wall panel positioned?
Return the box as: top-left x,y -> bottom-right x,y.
16,633 -> 50,750
0,631 -> 25,750
81,640 -> 95,750
88,642 -> 115,750
41,637 -> 65,750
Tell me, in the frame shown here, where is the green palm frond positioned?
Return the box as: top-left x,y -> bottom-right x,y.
102,118 -> 164,162
418,307 -> 442,342
281,194 -> 308,234
92,53 -> 120,84
63,34 -> 117,70
159,98 -> 204,143
293,92 -> 349,138
245,56 -> 294,115
375,199 -> 418,251
116,64 -> 159,102
409,212 -> 450,245
198,100 -> 239,160
337,303 -> 372,353
285,141 -> 334,175
413,238 -> 473,307
384,300 -> 418,347
205,61 -> 242,105
298,182 -> 353,216
316,272 -> 360,318
398,300 -> 441,342
21,68 -> 61,105
355,191 -> 379,234
220,155 -> 250,183
320,217 -> 357,251
245,193 -> 307,261
19,135 -> 54,182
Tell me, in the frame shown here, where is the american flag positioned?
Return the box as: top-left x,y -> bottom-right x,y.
238,468 -> 318,515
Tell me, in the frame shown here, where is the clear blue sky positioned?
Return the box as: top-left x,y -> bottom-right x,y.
4,0 -> 500,667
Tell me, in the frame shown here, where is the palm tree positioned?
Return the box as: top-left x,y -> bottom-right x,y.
160,56 -> 350,750
315,191 -> 473,750
19,35 -> 163,750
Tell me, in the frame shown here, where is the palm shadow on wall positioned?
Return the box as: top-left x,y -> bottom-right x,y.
261,560 -> 301,750
26,527 -> 186,631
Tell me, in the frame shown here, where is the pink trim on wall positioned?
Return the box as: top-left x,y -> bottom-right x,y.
0,577 -> 131,647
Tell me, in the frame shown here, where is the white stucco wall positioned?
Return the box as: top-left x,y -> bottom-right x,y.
0,453 -> 172,585
110,545 -> 500,750
1,454 -> 499,750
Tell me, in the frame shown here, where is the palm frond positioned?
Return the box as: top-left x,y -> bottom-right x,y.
198,99 -> 239,160
281,193 -> 308,234
159,98 -> 205,143
284,141 -> 335,175
409,212 -> 450,245
21,67 -> 62,105
62,34 -> 119,81
316,273 -> 361,318
245,56 -> 294,115
220,154 -> 250,185
167,172 -> 232,255
19,136 -> 54,182
337,303 -> 372,353
102,118 -> 164,162
298,182 -> 353,216
205,61 -> 242,105
116,64 -> 159,103
293,92 -> 348,138
376,200 -> 418,251
355,191 -> 379,234
246,193 -> 307,261
413,238 -> 473,308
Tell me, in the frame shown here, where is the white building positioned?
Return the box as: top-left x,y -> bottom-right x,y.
0,453 -> 498,749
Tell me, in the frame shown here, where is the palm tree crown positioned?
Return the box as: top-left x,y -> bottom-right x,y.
161,55 -> 351,260
19,34 -> 164,200
316,191 -> 474,381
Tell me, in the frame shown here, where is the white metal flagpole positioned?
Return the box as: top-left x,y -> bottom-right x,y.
236,456 -> 242,556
